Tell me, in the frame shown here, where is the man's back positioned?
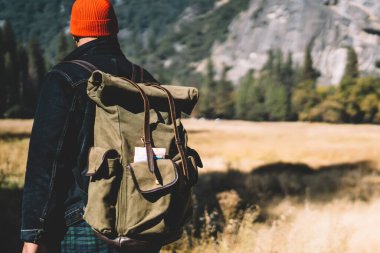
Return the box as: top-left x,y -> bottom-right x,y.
21,1 -> 159,252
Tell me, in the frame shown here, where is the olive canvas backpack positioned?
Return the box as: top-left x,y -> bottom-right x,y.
69,60 -> 203,250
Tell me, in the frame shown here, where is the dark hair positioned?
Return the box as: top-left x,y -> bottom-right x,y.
73,36 -> 82,43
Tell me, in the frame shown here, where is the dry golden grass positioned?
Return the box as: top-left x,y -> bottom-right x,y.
182,119 -> 380,172
0,119 -> 32,137
1,119 -> 380,253
0,120 -> 31,186
177,198 -> 380,253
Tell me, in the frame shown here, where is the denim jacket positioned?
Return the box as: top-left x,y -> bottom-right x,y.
21,37 -> 157,243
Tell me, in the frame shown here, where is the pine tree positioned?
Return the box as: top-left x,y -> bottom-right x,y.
214,65 -> 234,119
338,47 -> 361,123
1,20 -> 20,116
56,32 -> 69,62
245,73 -> 267,121
55,32 -> 75,62
340,46 -> 359,91
18,44 -> 29,111
0,31 -> 5,116
343,46 -> 359,79
28,34 -> 46,94
198,59 -> 217,118
4,52 -> 17,111
302,42 -> 320,83
259,50 -> 289,121
235,70 -> 253,119
2,20 -> 17,58
263,77 -> 287,121
283,52 -> 296,119
262,50 -> 274,72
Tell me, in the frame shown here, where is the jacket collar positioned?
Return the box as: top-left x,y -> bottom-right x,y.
64,36 -> 122,61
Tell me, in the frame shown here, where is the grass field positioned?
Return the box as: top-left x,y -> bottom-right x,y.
0,119 -> 379,253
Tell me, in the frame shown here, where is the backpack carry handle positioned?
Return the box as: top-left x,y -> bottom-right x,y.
150,84 -> 189,179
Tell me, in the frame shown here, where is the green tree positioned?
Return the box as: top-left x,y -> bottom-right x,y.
2,20 -> 20,116
198,59 -> 217,118
340,46 -> 359,91
56,32 -> 69,62
292,80 -> 321,121
245,80 -> 267,121
302,42 -> 320,82
4,52 -> 18,112
291,42 -> 322,121
235,70 -> 253,119
283,52 -> 296,119
307,93 -> 344,123
259,50 -> 290,121
338,47 -> 364,123
235,70 -> 268,121
0,28 -> 5,115
28,34 -> 46,94
343,77 -> 380,123
214,65 -> 235,119
343,46 -> 359,79
2,20 -> 17,58
17,44 -> 29,110
55,32 -> 75,63
263,78 -> 287,121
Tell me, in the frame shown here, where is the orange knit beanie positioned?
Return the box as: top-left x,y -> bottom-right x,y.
70,0 -> 119,37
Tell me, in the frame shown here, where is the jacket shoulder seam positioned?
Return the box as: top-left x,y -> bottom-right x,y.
72,79 -> 89,88
50,69 -> 74,85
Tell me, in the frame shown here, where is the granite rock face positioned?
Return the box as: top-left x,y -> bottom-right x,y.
205,0 -> 380,85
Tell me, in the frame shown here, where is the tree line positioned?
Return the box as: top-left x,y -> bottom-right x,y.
1,19 -> 380,124
198,43 -> 380,124
0,21 -> 73,118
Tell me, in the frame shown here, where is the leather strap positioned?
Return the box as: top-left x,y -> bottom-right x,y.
150,84 -> 188,178
64,59 -> 156,174
119,77 -> 156,174
62,60 -> 98,72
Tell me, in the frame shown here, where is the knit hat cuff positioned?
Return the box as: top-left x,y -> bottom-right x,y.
70,18 -> 119,37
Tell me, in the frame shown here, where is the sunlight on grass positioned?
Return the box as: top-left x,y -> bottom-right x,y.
1,119 -> 380,252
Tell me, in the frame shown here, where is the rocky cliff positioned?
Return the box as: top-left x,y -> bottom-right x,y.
204,0 -> 380,85
1,0 -> 380,86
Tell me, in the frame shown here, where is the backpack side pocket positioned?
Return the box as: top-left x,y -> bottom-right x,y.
84,147 -> 122,237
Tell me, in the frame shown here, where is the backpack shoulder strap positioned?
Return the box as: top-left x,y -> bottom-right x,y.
60,60 -> 98,73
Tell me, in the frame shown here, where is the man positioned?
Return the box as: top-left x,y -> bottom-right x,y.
21,0 -> 158,252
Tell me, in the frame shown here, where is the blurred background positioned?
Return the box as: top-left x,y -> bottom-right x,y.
0,0 -> 380,252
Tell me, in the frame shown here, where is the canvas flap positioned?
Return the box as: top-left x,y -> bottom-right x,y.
87,147 -> 119,176
87,71 -> 199,115
129,159 -> 178,194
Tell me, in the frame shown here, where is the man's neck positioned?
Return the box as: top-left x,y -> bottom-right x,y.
77,37 -> 97,47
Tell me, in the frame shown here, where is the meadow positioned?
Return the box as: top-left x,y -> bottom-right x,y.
0,119 -> 379,253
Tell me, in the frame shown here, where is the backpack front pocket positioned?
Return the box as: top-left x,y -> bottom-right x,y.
84,147 -> 122,237
116,159 -> 178,238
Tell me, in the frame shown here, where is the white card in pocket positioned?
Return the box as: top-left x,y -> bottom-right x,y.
134,147 -> 166,163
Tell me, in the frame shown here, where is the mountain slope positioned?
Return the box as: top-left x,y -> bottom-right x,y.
1,0 -> 380,85
206,0 -> 380,85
